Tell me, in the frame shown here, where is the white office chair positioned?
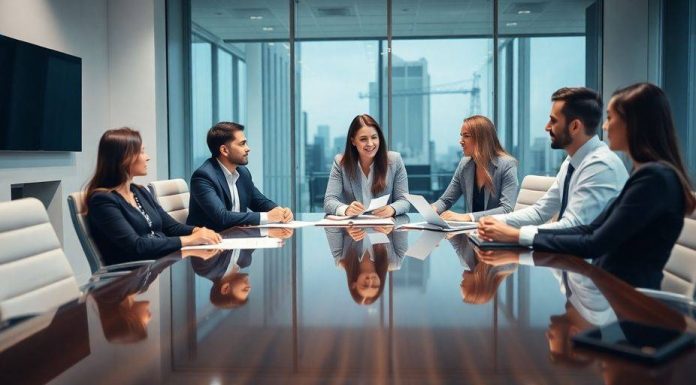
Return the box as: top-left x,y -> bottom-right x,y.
661,200 -> 696,300
148,178 -> 190,224
67,192 -> 152,279
0,198 -> 80,322
514,175 -> 556,211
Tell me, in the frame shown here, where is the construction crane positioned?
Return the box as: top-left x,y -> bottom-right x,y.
358,72 -> 481,117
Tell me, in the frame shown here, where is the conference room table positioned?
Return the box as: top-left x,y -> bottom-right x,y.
1,213 -> 695,385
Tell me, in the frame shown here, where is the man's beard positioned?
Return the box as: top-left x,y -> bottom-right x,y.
550,123 -> 572,149
226,152 -> 248,166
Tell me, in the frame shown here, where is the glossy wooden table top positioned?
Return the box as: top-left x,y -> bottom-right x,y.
1,214 -> 695,385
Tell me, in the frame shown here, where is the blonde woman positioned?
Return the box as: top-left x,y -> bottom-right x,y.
432,115 -> 519,222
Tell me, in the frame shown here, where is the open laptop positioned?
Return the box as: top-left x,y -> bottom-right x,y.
399,194 -> 478,232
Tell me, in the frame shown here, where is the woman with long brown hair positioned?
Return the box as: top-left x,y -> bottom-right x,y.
324,114 -> 410,217
479,83 -> 696,289
432,115 -> 518,222
86,127 -> 221,265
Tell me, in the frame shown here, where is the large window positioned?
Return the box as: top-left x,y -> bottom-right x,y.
174,0 -> 603,212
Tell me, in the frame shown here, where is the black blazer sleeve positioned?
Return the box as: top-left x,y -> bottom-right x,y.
532,166 -> 679,258
137,186 -> 194,236
190,169 -> 263,228
88,192 -> 183,259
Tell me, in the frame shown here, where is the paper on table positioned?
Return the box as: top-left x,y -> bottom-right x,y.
253,221 -> 315,228
181,237 -> 283,250
325,214 -> 379,221
397,221 -> 477,232
405,230 -> 447,260
364,194 -> 390,212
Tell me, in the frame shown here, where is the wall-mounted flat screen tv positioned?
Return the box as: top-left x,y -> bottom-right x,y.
0,34 -> 81,151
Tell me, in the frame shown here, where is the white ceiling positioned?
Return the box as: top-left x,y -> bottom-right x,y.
191,0 -> 597,41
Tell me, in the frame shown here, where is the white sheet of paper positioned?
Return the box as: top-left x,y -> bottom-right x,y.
253,221 -> 315,228
181,237 -> 283,250
364,194 -> 390,212
325,214 -> 379,221
405,230 -> 446,260
366,231 -> 390,245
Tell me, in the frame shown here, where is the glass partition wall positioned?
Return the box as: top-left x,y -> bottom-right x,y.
171,0 -> 603,212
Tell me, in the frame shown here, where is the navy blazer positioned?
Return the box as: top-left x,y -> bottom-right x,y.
87,184 -> 194,265
187,157 -> 278,230
533,162 -> 686,289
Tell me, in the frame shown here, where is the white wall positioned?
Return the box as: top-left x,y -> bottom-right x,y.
0,0 -> 167,283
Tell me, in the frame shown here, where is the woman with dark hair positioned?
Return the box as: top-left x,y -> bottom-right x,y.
479,83 -> 696,289
324,114 -> 409,217
86,127 -> 221,265
432,115 -> 519,222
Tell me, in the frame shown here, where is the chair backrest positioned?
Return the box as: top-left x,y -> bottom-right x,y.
514,175 -> 556,211
67,192 -> 103,274
148,179 -> 190,224
0,198 -> 80,321
662,200 -> 696,299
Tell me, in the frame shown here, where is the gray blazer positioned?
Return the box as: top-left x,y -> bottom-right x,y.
433,155 -> 519,221
324,151 -> 410,215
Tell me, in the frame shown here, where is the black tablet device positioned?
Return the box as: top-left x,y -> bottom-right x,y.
572,320 -> 696,364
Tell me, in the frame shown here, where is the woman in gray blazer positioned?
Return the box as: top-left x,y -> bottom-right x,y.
432,115 -> 519,222
324,114 -> 410,217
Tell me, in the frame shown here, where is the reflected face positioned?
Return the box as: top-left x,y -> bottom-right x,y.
603,99 -> 628,152
133,300 -> 152,327
231,275 -> 252,301
546,101 -> 573,149
352,272 -> 381,300
351,125 -> 380,162
222,131 -> 250,165
459,124 -> 474,157
129,145 -> 150,177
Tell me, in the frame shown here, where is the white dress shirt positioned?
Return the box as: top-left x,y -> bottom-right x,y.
337,162 -> 375,216
217,159 -> 268,224
494,136 -> 629,246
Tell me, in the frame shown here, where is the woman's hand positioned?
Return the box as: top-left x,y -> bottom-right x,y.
345,201 -> 365,216
181,228 -> 222,246
372,205 -> 395,218
440,210 -> 473,222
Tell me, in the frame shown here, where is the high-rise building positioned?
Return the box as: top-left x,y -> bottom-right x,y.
369,55 -> 431,165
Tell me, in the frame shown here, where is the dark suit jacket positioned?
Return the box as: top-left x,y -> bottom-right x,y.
87,184 -> 194,265
533,162 -> 686,289
190,250 -> 253,281
187,157 -> 278,230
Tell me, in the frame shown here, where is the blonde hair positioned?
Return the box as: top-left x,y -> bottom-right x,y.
462,115 -> 513,193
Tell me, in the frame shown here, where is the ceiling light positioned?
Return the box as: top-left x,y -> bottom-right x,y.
262,26 -> 274,31
249,15 -> 263,20
506,22 -> 518,27
517,10 -> 531,14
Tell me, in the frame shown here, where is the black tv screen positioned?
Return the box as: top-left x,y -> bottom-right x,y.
0,34 -> 81,151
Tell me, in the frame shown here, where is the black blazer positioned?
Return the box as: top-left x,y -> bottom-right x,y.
87,184 -> 194,265
533,162 -> 685,289
187,157 -> 278,230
